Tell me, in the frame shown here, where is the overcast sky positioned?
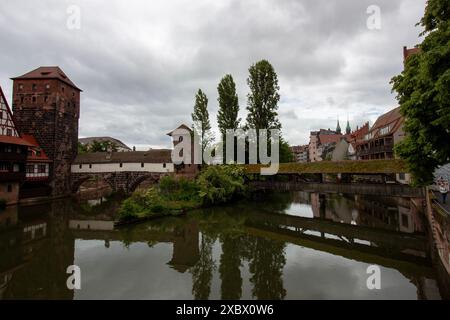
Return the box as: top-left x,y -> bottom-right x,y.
0,0 -> 426,149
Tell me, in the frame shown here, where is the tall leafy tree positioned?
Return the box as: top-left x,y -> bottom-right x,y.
246,60 -> 281,130
217,74 -> 240,135
391,0 -> 450,185
192,89 -> 213,154
217,74 -> 240,163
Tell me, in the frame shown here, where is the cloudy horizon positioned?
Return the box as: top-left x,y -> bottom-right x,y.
0,0 -> 426,150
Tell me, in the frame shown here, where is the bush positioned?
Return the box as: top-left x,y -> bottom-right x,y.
158,176 -> 199,201
197,165 -> 246,205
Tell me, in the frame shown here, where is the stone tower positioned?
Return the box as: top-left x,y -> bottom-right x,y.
11,67 -> 82,195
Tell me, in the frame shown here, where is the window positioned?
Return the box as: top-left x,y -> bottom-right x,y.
20,96 -> 24,103
398,173 -> 406,180
44,96 -> 48,103
32,96 -> 36,103
26,165 -> 35,174
61,86 -> 65,93
79,164 -> 82,169
45,84 -> 50,89
119,163 -> 123,168
89,164 -> 92,169
178,136 -> 183,142
163,163 -> 166,168
141,163 -> 144,168
72,92 -> 75,97
38,165 -> 46,173
6,129 -> 12,136
0,163 -> 9,171
401,214 -> 409,228
32,84 -> 37,90
0,111 -> 2,119
7,184 -> 12,193
379,126 -> 390,136
19,84 -> 24,90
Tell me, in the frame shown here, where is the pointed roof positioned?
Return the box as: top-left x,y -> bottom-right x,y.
11,66 -> 82,91
336,119 -> 341,134
346,120 -> 351,134
166,124 -> 192,136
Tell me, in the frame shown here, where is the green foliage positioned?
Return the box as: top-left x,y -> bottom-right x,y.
246,60 -> 281,130
118,177 -> 202,222
192,89 -> 214,154
391,0 -> 450,185
217,74 -> 241,135
89,140 -> 119,153
279,138 -> 294,163
159,176 -> 200,201
197,165 -> 246,205
77,142 -> 88,155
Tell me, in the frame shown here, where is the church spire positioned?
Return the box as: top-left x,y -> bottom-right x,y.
336,117 -> 341,134
346,119 -> 351,135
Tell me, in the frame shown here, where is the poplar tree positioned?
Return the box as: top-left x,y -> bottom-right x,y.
192,89 -> 213,154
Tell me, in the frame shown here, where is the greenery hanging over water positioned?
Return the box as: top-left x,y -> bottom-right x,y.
118,165 -> 247,222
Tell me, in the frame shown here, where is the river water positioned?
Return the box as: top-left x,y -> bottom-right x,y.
0,191 -> 442,299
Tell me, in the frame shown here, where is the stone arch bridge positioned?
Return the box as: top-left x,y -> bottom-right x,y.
71,171 -> 170,194
70,150 -> 175,194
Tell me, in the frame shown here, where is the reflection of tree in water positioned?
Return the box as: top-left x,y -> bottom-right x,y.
219,234 -> 242,299
190,233 -> 216,300
247,236 -> 286,300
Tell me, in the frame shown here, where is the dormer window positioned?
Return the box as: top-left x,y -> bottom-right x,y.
379,125 -> 391,136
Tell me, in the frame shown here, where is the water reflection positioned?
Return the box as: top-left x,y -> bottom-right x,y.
0,191 -> 443,300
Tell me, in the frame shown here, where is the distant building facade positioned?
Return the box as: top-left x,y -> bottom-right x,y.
11,67 -> 82,196
309,129 -> 343,162
356,107 -> 404,161
290,145 -> 309,163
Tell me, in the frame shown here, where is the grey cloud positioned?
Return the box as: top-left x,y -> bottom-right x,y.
0,0 -> 427,149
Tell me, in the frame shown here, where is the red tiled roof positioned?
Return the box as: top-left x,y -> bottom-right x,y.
370,107 -> 403,137
0,135 -> 34,146
11,66 -> 82,91
21,135 -> 51,162
318,134 -> 342,145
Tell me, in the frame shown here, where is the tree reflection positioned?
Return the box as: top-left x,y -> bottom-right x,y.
219,234 -> 242,299
248,237 -> 286,300
190,234 -> 216,300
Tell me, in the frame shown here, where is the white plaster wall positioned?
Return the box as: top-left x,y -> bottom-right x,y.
71,162 -> 174,173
